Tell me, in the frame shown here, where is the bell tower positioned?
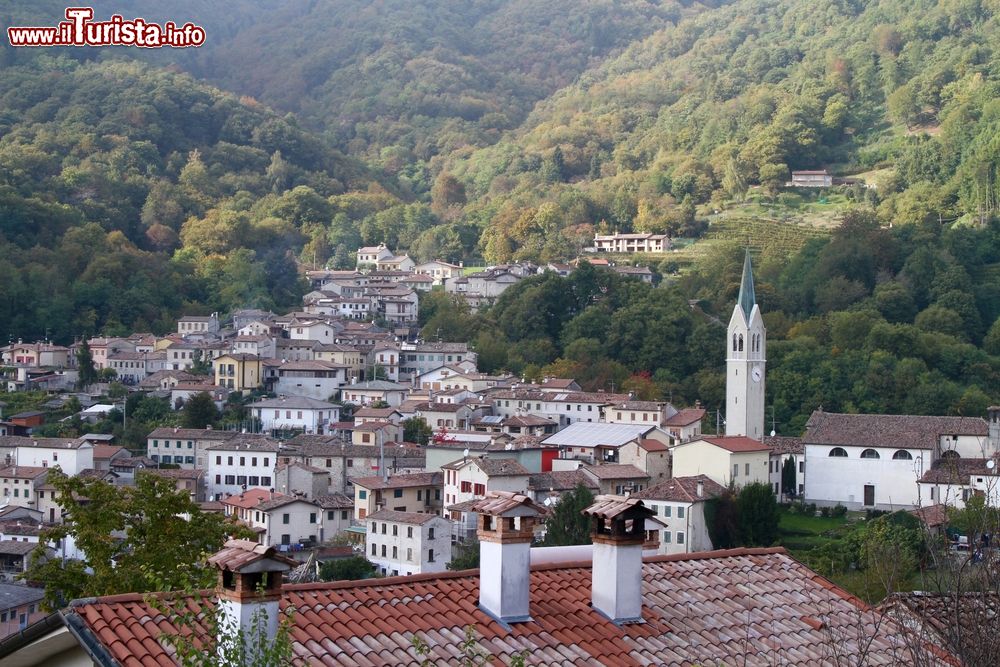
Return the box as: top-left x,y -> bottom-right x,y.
726,250 -> 766,440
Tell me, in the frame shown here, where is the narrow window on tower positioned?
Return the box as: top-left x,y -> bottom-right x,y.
738,335 -> 743,352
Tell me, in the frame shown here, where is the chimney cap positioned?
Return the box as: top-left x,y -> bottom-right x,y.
207,539 -> 297,572
471,491 -> 542,518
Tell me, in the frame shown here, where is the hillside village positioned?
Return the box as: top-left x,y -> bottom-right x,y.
9,0 -> 1000,658
0,246 -> 995,662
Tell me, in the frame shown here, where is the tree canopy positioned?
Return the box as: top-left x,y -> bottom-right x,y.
25,470 -> 249,610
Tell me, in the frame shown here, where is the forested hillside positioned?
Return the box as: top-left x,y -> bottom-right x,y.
429,212 -> 1000,433
5,0 -> 1000,429
0,53 -> 383,342
449,0 -> 1000,263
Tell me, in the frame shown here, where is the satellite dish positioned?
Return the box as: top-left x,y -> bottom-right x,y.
988,460 -> 996,470
463,448 -> 470,458
543,497 -> 553,506
770,430 -> 776,437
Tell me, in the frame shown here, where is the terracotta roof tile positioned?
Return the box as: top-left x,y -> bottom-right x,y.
695,436 -> 771,453
61,548 -> 957,666
805,410 -> 987,450
635,475 -> 727,503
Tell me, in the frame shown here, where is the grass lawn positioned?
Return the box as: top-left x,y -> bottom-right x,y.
778,508 -> 855,553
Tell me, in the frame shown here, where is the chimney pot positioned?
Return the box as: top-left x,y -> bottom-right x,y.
474,492 -> 541,624
583,495 -> 654,624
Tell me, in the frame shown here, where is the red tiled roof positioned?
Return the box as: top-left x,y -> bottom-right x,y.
220,489 -> 284,510
92,445 -> 126,460
763,435 -> 805,455
0,466 -> 48,479
804,411 -> 987,450
635,475 -> 726,503
663,407 -> 706,427
582,463 -> 649,480
638,438 -> 668,452
696,436 -> 771,452
909,504 -> 950,528
60,548 -> 955,665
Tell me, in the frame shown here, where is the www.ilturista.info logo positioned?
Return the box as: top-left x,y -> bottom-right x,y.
7,7 -> 206,48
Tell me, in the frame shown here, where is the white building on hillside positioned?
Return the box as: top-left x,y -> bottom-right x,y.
365,510 -> 451,576
205,436 -> 279,499
250,396 -> 341,435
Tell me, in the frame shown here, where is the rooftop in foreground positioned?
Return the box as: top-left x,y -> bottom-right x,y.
46,547 -> 952,666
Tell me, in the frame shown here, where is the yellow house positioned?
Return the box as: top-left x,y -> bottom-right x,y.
213,353 -> 262,391
314,343 -> 365,382
670,436 -> 771,489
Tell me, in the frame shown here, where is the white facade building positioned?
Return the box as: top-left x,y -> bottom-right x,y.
205,436 -> 280,499
250,397 -> 341,435
803,411 -> 990,510
365,510 -> 452,576
13,438 -> 93,476
635,476 -> 726,555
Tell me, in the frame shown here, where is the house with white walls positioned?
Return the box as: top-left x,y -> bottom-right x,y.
365,509 -> 451,576
802,410 -> 991,510
635,475 -> 726,555
205,436 -> 279,499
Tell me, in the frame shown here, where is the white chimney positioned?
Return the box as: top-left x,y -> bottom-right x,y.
208,540 -> 295,662
583,495 -> 655,624
472,492 -> 542,625
696,480 -> 704,498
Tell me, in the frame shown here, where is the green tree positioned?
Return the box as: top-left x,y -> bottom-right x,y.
402,417 -> 434,445
781,456 -> 797,497
446,537 -> 480,570
541,484 -> 595,546
75,339 -> 97,390
189,349 -> 213,376
541,146 -> 566,183
737,482 -> 779,547
319,556 -> 377,582
705,489 -> 740,549
25,471 -> 248,610
182,391 -> 220,429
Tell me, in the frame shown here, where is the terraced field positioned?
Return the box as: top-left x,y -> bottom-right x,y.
668,216 -> 831,272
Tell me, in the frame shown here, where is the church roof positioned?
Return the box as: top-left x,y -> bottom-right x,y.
738,249 -> 756,321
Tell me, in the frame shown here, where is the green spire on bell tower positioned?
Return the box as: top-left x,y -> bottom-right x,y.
737,249 -> 756,321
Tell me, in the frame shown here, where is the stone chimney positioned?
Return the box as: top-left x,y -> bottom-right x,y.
582,495 -> 656,624
471,491 -> 542,625
208,539 -> 296,660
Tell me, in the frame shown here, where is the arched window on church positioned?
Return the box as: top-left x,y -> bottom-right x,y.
892,450 -> 913,460
829,447 -> 848,457
732,333 -> 738,352
860,449 -> 880,459
738,335 -> 744,352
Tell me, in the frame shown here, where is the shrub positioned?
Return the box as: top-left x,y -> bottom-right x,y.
832,504 -> 848,518
820,506 -> 831,518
